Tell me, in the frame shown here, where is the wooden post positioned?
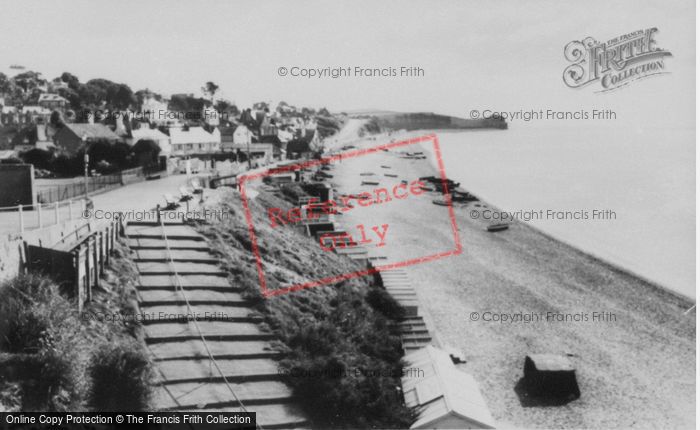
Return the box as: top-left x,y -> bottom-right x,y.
18,204 -> 24,234
74,250 -> 82,313
54,201 -> 59,225
37,204 -> 42,228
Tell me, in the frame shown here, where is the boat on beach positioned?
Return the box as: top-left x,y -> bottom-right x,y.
487,223 -> 509,232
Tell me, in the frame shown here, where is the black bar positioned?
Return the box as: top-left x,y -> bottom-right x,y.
0,412 -> 256,430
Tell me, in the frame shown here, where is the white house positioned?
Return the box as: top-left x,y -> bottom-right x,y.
233,124 -> 252,147
169,126 -> 219,155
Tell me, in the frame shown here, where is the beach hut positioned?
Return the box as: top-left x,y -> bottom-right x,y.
402,346 -> 495,429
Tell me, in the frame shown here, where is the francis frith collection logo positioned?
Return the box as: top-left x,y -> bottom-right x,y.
563,28 -> 672,92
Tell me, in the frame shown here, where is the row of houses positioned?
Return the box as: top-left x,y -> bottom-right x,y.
10,121 -> 320,163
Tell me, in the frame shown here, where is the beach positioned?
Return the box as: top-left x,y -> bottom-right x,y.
430,126 -> 696,298
325,131 -> 695,428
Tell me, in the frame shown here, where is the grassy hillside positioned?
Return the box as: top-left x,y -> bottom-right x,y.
197,186 -> 414,428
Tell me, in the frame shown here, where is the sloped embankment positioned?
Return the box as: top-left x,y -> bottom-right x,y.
197,187 -> 414,428
0,242 -> 151,412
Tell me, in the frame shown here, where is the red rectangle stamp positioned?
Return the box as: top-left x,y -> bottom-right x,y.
238,133 -> 461,297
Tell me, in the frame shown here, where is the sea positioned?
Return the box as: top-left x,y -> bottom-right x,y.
427,125 -> 695,299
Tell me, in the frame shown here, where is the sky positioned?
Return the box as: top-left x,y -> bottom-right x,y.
0,0 -> 694,129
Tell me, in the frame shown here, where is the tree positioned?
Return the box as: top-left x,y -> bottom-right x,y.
12,71 -> 44,93
57,87 -> 81,111
202,81 -> 219,101
50,111 -> 65,128
0,73 -> 11,95
169,93 -> 210,113
60,72 -> 80,90
214,99 -> 240,118
85,79 -> 135,110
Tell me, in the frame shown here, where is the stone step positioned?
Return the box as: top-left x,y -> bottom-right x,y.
402,332 -> 432,343
403,343 -> 430,352
144,321 -> 274,343
385,288 -> 414,295
139,304 -> 257,324
382,278 -> 412,284
396,298 -> 419,317
400,325 -> 429,335
379,272 -> 409,277
153,380 -> 297,410
128,237 -> 209,250
138,274 -> 232,289
133,249 -> 218,263
149,340 -> 280,361
157,358 -> 281,384
138,289 -> 246,306
136,261 -> 225,275
126,224 -> 204,240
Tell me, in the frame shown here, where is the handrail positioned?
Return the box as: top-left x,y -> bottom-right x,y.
121,222 -> 185,414
157,217 -> 262,428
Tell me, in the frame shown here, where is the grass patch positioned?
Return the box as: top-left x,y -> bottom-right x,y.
87,341 -> 152,411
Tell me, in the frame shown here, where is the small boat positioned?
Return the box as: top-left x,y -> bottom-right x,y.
432,198 -> 450,206
384,173 -> 398,178
362,180 -> 380,186
420,185 -> 435,192
360,172 -> 375,176
381,165 -> 391,169
487,223 -> 509,232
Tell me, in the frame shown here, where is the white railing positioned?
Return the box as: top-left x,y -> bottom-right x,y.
0,198 -> 87,236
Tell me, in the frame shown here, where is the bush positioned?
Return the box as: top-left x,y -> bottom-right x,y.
366,286 -> 406,321
0,274 -> 65,353
20,340 -> 81,412
87,341 -> 152,411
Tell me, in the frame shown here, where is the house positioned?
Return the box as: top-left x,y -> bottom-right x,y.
218,126 -> 236,149
52,123 -> 121,154
127,127 -> 172,156
260,116 -> 277,138
21,106 -> 52,124
38,93 -> 68,110
232,124 -> 253,150
226,125 -> 278,161
35,124 -> 56,150
1,105 -> 18,126
11,124 -> 58,152
286,129 -> 319,159
141,95 -> 176,126
230,142 -> 277,162
169,126 -> 219,156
